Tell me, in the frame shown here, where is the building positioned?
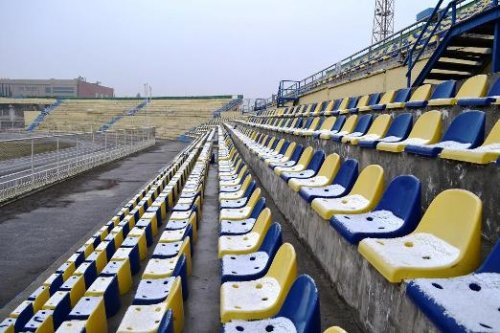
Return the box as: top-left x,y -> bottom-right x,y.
0,78 -> 114,98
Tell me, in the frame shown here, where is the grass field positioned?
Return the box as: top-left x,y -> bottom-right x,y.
0,141 -> 74,161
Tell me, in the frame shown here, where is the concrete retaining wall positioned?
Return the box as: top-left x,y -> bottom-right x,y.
228,127 -> 439,333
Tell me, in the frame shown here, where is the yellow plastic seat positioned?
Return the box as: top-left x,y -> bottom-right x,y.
359,90 -> 396,112
326,98 -> 348,116
428,74 -> 488,106
56,320 -> 87,332
127,227 -> 148,260
60,275 -> 86,307
219,188 -> 261,220
145,238 -> 192,277
323,327 -> 348,333
101,259 -> 132,295
342,114 -> 391,145
311,165 -> 385,220
341,95 -> 368,114
377,110 -> 442,153
440,120 -> 500,164
386,84 -> 432,109
117,277 -> 184,333
358,189 -> 482,283
67,296 -> 107,333
274,147 -> 314,176
313,116 -> 337,136
295,117 -> 321,136
264,142 -> 296,166
218,208 -> 272,258
288,154 -> 341,192
219,176 -> 253,200
220,243 -> 297,323
220,168 -> 248,187
320,115 -> 358,140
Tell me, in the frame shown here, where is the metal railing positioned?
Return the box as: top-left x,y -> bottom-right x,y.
0,128 -> 155,203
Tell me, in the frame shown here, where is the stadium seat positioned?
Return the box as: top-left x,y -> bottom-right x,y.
288,153 -> 341,192
358,113 -> 412,149
65,296 -> 107,333
342,114 -> 391,145
323,327 -> 348,333
221,223 -> 282,283
308,116 -> 336,137
268,145 -> 304,169
377,110 -> 442,153
336,96 -> 359,115
311,164 -> 384,220
428,75 -> 487,106
323,98 -> 346,116
331,175 -> 421,244
22,309 -> 54,333
274,146 -> 314,176
390,84 -> 432,109
280,150 -> 325,182
219,188 -> 262,220
220,243 -> 297,323
440,120 -> 500,164
219,182 -> 257,209
299,159 -> 359,203
458,75 -> 499,106
359,90 -> 396,112
315,116 -> 346,139
220,198 -> 267,235
222,275 -> 320,333
406,241 -> 500,333
378,88 -> 411,110
405,110 -> 485,158
320,115 -> 358,140
333,114 -> 373,142
358,189 -> 482,283
264,142 -> 296,166
218,208 -> 272,257
85,276 -> 121,317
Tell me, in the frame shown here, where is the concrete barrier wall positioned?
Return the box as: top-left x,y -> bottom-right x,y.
228,128 -> 439,332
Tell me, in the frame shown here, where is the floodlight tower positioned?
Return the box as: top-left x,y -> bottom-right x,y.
371,0 -> 395,44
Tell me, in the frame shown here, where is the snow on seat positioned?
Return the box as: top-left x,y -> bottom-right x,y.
299,159 -> 358,203
274,147 -> 314,176
359,113 -> 413,149
315,116 -> 346,139
220,182 -> 257,209
220,199 -> 266,235
287,153 -> 340,193
219,188 -> 262,221
222,223 -> 282,283
219,177 -> 253,200
280,150 -> 325,182
333,114 -> 373,142
358,189 -> 482,283
220,244 -> 297,323
331,175 -> 421,244
268,145 -> 304,169
406,241 -> 500,333
311,165 -> 384,220
405,111 -> 485,158
343,114 -> 391,146
133,277 -> 175,305
152,241 -> 184,259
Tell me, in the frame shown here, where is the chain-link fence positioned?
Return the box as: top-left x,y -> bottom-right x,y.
0,128 -> 155,203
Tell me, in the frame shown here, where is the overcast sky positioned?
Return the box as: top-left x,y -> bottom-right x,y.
0,0 -> 442,98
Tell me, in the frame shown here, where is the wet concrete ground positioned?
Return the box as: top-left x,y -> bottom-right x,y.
0,140 -> 187,313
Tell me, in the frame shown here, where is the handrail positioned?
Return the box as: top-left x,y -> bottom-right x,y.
405,0 -> 457,86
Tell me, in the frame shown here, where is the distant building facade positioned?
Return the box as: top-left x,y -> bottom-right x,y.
0,78 -> 114,98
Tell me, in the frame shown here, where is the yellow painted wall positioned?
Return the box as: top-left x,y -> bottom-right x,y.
298,58 -> 428,104
23,111 -> 40,127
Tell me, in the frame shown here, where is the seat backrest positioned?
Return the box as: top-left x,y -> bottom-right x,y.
408,110 -> 442,141
456,74 -> 488,98
483,120 -> 500,146
249,197 -> 267,219
259,223 -> 283,258
273,139 -> 286,153
379,90 -> 396,104
350,164 -> 385,201
376,175 -> 421,224
409,84 -> 432,102
290,144 -> 304,162
332,159 -> 359,191
283,142 -> 297,158
252,207 -> 272,236
384,113 -> 413,139
337,98 -> 349,111
306,150 -> 325,172
352,114 -> 373,133
308,117 -> 321,130
288,118 -> 298,128
487,76 -> 500,97
242,180 -> 257,198
318,153 -> 341,179
332,115 -> 346,131
394,88 -> 412,103
441,110 -> 485,146
367,114 -> 391,136
339,115 -> 358,133
431,80 -> 456,99
277,274 -> 320,333
367,93 -> 381,106
356,95 -> 370,108
415,189 -> 482,252
477,240 -> 500,273
238,175 -> 252,192
246,187 -> 262,208
266,243 -> 298,288
302,117 -> 313,130
278,141 -> 290,155
297,146 -> 314,166
346,96 -> 360,109
324,100 -> 336,113
331,99 -> 342,112
320,116 -> 337,130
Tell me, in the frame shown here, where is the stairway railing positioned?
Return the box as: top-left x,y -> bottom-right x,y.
98,99 -> 149,131
26,99 -> 62,132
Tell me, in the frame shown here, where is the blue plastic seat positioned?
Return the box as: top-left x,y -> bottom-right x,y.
331,175 -> 421,244
222,275 -> 320,333
333,96 -> 359,115
220,198 -> 267,235
405,110 -> 485,158
457,76 -> 500,106
406,241 -> 500,333
332,114 -> 373,142
359,113 -> 413,149
407,80 -> 456,108
220,181 -> 257,209
280,150 -> 326,182
313,116 -> 346,139
349,93 -> 381,114
221,223 -> 283,283
299,159 -> 359,203
373,88 -> 411,111
269,145 -> 304,169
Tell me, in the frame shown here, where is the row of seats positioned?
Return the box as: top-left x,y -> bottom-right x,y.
116,133 -> 214,333
227,125 -> 500,333
0,131 -> 214,333
217,126 -> 345,333
256,75 -> 499,120
239,107 -> 500,165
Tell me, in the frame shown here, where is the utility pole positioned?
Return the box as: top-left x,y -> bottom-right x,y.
371,0 -> 395,44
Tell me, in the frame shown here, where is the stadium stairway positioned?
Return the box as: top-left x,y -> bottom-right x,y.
98,99 -> 150,132
26,100 -> 62,132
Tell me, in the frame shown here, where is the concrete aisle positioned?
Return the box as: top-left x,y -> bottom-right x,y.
0,140 -> 187,313
183,164 -> 221,332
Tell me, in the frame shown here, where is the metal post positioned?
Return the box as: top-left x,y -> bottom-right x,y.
104,132 -> 107,151
31,139 -> 34,182
57,138 -> 60,173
